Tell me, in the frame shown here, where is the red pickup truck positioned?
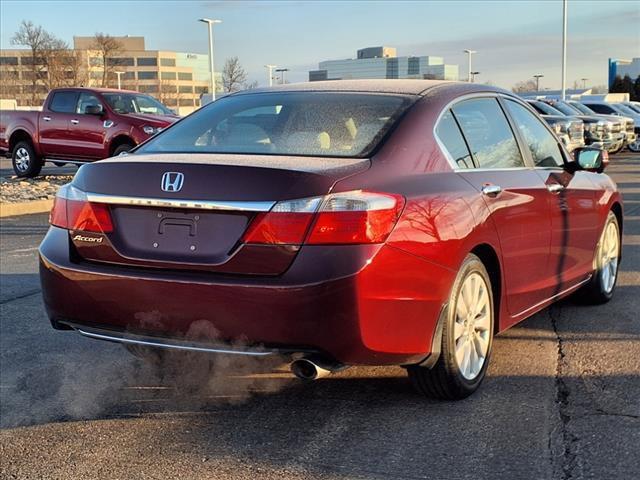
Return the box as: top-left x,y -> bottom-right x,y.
0,87 -> 179,177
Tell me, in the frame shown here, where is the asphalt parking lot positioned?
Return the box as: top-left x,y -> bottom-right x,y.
0,158 -> 78,178
0,151 -> 639,480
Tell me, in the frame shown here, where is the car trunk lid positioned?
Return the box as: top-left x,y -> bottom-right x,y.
69,153 -> 369,275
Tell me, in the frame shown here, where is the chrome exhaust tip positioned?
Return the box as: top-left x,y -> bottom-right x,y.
290,356 -> 343,381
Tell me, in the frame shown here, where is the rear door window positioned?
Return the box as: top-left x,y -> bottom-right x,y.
435,110 -> 474,168
49,91 -> 78,113
504,100 -> 564,168
452,98 -> 524,169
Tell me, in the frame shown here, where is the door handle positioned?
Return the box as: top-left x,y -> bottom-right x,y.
547,183 -> 565,194
43,116 -> 51,121
481,185 -> 502,197
70,119 -> 79,125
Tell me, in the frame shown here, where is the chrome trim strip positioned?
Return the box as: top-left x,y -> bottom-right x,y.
513,276 -> 591,318
85,193 -> 275,212
76,328 -> 276,356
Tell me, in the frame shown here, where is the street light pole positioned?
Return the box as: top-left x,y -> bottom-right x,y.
534,74 -> 544,92
114,71 -> 125,90
463,49 -> 476,82
561,0 -> 567,100
199,18 -> 222,101
264,64 -> 277,87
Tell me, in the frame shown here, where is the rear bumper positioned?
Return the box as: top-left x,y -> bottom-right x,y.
39,227 -> 454,366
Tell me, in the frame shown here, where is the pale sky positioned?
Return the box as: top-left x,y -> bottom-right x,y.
1,0 -> 639,89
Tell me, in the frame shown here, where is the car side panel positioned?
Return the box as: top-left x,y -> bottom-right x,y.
534,169 -> 601,291
0,111 -> 41,155
65,112 -> 109,159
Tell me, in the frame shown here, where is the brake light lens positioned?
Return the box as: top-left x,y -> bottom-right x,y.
242,197 -> 321,244
49,184 -> 113,233
242,191 -> 404,245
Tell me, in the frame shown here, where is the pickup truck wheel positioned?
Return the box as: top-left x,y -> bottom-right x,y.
112,143 -> 134,157
12,141 -> 42,178
628,139 -> 640,152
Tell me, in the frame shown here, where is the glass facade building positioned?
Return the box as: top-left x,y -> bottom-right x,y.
310,46 -> 459,82
609,58 -> 640,87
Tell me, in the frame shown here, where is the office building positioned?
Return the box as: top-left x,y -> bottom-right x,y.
0,36 -> 220,113
608,58 -> 640,87
309,46 -> 459,82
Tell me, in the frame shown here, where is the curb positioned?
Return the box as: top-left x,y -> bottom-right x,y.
0,199 -> 53,218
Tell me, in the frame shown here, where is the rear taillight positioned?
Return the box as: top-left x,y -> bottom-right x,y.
242,191 -> 405,245
241,197 -> 321,245
49,185 -> 113,233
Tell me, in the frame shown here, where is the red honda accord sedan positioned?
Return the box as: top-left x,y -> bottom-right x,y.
39,80 -> 622,399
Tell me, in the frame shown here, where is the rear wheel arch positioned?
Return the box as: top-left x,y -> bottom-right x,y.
9,129 -> 36,153
109,135 -> 136,157
610,202 -> 623,235
470,243 -> 502,335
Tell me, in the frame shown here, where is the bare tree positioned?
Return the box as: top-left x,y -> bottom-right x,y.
0,67 -> 22,104
91,33 -> 124,88
10,20 -> 61,104
512,79 -> 538,93
158,79 -> 179,106
222,57 -> 248,93
40,39 -> 88,90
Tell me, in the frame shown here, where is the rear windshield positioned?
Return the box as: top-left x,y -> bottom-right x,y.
137,92 -> 414,158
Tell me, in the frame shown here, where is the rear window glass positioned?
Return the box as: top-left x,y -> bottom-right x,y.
137,92 -> 414,158
436,110 -> 474,168
452,98 -> 524,169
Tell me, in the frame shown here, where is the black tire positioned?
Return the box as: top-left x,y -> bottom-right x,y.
112,143 -> 134,157
12,140 -> 42,178
576,211 -> 621,304
407,254 -> 495,400
53,162 -> 67,167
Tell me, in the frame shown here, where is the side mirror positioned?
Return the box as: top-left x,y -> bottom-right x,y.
569,147 -> 608,173
85,104 -> 104,116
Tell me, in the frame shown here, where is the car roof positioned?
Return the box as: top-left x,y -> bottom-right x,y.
53,87 -> 140,94
232,79 -> 509,97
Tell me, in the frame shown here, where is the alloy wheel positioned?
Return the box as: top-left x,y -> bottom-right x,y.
598,219 -> 620,294
453,272 -> 492,380
14,147 -> 31,173
628,139 -> 640,152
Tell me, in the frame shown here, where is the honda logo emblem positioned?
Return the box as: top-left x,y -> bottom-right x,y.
161,172 -> 184,192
